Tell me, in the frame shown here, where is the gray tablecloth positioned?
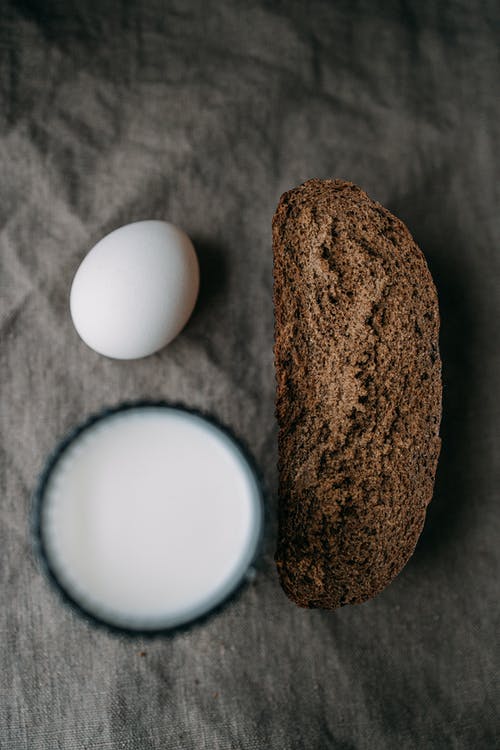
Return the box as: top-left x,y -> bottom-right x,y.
1,1 -> 499,748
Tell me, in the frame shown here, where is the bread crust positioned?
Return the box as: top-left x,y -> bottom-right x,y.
273,178 -> 442,608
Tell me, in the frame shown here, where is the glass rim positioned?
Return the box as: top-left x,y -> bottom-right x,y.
32,400 -> 265,638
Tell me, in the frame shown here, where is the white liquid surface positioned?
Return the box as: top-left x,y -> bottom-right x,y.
41,408 -> 262,630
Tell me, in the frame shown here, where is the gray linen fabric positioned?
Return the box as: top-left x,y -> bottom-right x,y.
1,1 -> 499,747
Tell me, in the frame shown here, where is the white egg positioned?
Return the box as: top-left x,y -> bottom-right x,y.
70,220 -> 199,359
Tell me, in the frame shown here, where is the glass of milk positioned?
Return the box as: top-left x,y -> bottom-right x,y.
32,402 -> 263,634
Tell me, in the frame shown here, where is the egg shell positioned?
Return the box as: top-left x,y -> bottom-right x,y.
70,221 -> 199,360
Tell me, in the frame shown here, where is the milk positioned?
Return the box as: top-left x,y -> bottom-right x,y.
41,407 -> 262,630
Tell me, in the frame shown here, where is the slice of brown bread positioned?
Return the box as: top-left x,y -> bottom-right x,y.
273,178 -> 442,609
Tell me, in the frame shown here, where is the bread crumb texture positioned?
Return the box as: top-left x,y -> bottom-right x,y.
273,178 -> 442,609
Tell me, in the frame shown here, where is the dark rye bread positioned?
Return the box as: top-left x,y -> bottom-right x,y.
273,178 -> 442,609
